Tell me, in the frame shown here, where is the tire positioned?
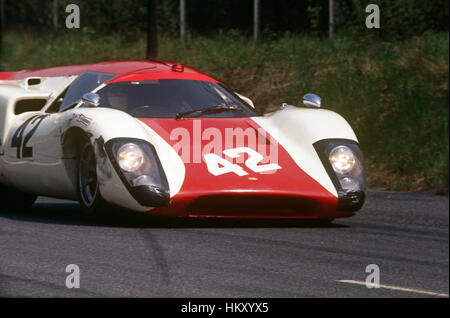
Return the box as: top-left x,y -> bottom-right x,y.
0,183 -> 37,212
77,140 -> 112,221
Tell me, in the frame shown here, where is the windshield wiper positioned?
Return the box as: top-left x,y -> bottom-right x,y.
175,105 -> 242,120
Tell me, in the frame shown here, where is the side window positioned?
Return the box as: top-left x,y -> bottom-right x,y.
15,99 -> 47,115
59,72 -> 116,112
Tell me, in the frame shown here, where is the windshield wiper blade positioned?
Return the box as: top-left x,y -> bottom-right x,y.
175,105 -> 242,120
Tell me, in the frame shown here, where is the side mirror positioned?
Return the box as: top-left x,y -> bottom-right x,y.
81,93 -> 100,107
302,93 -> 321,108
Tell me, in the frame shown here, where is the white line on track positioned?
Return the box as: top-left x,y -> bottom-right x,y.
337,280 -> 449,297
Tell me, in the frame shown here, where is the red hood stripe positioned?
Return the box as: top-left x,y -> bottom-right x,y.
139,117 -> 339,217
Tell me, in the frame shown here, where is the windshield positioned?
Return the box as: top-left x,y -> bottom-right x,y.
95,79 -> 256,118
59,72 -> 116,112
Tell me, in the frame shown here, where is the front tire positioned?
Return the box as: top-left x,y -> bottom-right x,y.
77,140 -> 112,220
0,183 -> 37,212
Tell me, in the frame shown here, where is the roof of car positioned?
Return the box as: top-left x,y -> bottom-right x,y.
0,60 -> 219,83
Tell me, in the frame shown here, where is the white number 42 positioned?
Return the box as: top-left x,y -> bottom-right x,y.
204,147 -> 281,176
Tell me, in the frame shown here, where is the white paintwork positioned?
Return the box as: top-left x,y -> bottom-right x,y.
0,76 -> 76,155
252,108 -> 358,197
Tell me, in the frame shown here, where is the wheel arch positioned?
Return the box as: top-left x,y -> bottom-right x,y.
62,126 -> 91,159
58,126 -> 93,200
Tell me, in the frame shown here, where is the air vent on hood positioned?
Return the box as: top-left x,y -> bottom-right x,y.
26,77 -> 42,88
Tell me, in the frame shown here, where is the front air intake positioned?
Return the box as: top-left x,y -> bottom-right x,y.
187,194 -> 323,217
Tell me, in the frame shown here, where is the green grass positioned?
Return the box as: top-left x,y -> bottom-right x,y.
2,30 -> 449,193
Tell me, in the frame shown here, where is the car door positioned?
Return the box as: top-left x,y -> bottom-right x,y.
3,72 -> 117,199
2,105 -> 79,199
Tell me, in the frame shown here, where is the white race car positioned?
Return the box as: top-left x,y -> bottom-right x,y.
0,60 -> 365,220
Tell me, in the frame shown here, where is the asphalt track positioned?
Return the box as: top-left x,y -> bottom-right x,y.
0,190 -> 448,298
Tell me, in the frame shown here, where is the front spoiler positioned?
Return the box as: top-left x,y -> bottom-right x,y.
144,191 -> 357,219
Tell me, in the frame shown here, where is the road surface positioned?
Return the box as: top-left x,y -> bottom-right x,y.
0,190 -> 448,297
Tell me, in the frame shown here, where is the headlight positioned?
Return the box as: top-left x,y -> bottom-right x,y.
106,138 -> 170,207
117,143 -> 145,172
339,177 -> 360,192
314,139 -> 366,212
329,146 -> 356,174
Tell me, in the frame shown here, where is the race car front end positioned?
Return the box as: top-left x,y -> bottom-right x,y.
129,114 -> 366,220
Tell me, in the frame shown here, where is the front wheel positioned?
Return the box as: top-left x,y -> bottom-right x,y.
77,140 -> 112,220
0,183 -> 37,212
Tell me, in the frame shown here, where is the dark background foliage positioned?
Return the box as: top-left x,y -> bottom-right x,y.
3,0 -> 449,39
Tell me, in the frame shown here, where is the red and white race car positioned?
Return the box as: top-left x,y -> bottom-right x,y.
0,60 -> 365,220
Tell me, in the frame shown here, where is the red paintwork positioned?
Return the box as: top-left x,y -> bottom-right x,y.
0,72 -> 16,80
139,118 -> 353,219
0,60 -> 218,83
109,72 -> 218,84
